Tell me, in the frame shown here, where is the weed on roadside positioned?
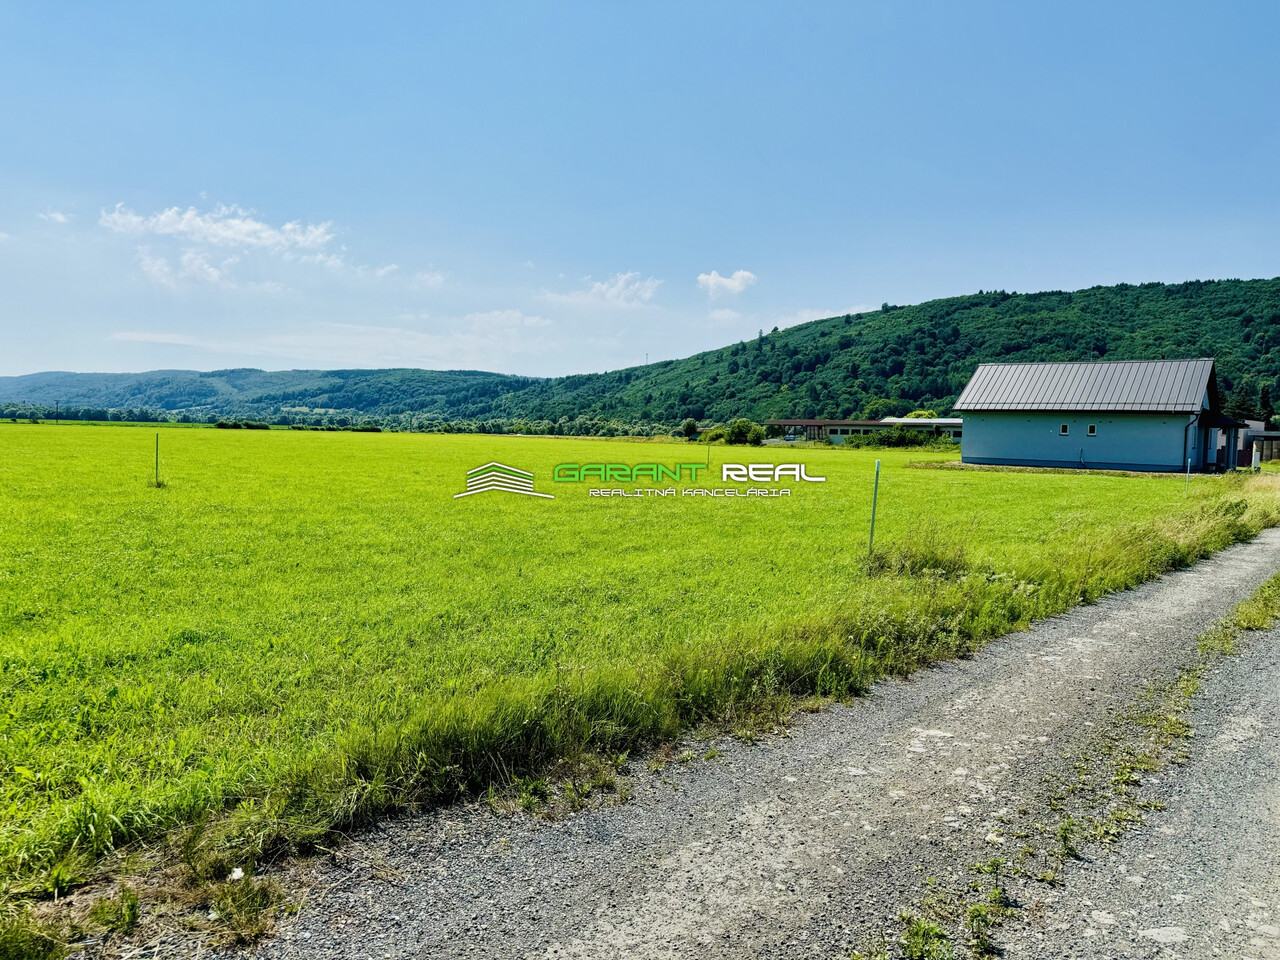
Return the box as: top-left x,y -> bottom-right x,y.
0,903 -> 64,960
86,885 -> 140,935
900,913 -> 955,959
209,873 -> 287,944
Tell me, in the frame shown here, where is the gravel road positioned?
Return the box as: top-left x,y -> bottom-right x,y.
237,529 -> 1280,960
1002,618 -> 1280,960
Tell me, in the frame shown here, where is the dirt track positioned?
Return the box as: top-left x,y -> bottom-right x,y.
234,530 -> 1280,960
1004,616 -> 1280,959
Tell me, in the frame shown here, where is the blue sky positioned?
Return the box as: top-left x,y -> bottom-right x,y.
2,2 -> 1277,377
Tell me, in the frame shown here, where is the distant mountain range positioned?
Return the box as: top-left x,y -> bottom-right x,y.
4,278 -> 1279,428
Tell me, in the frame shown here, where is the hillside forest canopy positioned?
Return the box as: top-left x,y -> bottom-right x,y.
3,278 -> 1279,432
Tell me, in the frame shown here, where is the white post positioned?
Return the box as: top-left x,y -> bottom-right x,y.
1253,440 -> 1262,473
1186,457 -> 1191,494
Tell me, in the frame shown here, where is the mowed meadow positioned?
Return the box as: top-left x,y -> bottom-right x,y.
3,423 -> 1279,896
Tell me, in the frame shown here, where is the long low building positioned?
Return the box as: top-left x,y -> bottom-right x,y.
953,357 -> 1245,472
765,417 -> 962,443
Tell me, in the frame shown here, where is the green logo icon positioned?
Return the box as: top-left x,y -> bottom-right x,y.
454,462 -> 554,499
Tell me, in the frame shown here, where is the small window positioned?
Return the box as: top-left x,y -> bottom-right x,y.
1087,424 -> 1097,437
1060,423 -> 1069,436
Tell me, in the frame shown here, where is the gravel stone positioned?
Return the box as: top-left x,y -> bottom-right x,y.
226,529 -> 1280,960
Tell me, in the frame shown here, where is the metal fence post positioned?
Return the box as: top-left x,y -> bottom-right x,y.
868,459 -> 881,572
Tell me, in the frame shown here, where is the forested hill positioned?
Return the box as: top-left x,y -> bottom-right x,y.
4,278 -> 1280,428
0,368 -> 534,422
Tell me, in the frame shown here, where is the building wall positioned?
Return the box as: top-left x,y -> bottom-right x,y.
961,411 -> 1203,471
823,424 -> 962,445
825,427 -> 880,445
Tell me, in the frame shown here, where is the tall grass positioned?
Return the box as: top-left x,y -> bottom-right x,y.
270,484 -> 1273,848
1,425 -> 1277,899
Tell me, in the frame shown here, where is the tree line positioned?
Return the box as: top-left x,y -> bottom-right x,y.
5,278 -> 1280,430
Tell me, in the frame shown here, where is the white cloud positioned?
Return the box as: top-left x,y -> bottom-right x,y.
136,249 -> 176,287
592,272 -> 662,304
299,251 -> 345,271
246,280 -> 287,294
132,247 -> 242,288
38,210 -> 71,224
107,202 -> 451,294
108,310 -> 557,370
413,270 -> 447,289
0,232 -> 11,242
351,262 -> 399,279
697,269 -> 757,298
542,271 -> 662,308
179,250 -> 227,284
100,203 -> 333,252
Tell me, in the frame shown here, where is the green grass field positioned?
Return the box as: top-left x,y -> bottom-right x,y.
2,424 -> 1278,908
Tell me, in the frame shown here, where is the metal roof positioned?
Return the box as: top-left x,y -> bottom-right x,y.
952,359 -> 1217,413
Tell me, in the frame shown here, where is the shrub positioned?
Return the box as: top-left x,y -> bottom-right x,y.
840,425 -> 956,449
725,418 -> 761,445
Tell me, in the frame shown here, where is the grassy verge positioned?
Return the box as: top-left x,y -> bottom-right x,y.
19,484 -> 1280,954
3,427 -> 1280,952
185,484 -> 1273,870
